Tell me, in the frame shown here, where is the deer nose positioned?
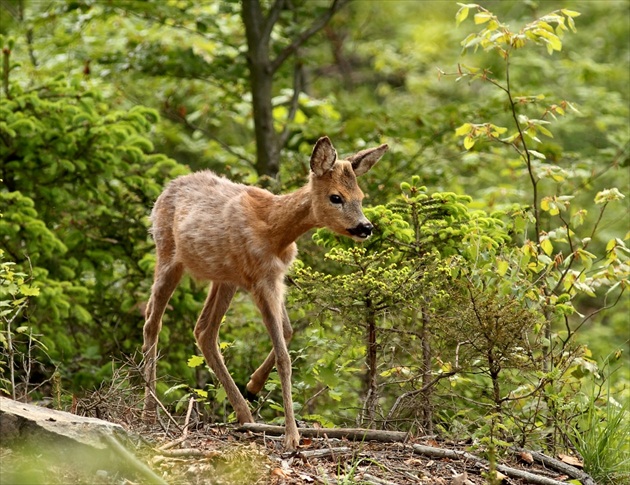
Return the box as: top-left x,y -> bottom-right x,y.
348,222 -> 373,239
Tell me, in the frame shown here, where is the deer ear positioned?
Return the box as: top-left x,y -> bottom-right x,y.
310,136 -> 337,176
347,144 -> 389,176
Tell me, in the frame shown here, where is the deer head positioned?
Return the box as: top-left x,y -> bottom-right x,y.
309,136 -> 388,241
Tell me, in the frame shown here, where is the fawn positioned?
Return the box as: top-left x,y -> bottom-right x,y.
142,136 -> 388,450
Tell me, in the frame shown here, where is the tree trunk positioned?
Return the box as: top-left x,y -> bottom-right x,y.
241,0 -> 279,180
364,300 -> 379,426
420,306 -> 433,433
241,0 -> 348,180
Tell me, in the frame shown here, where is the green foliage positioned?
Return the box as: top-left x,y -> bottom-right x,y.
452,4 -> 629,339
0,37 -> 189,390
569,380 -> 630,484
446,3 -> 629,456
0,248 -> 43,398
291,3 -> 628,462
0,2 -> 627,471
293,176 -> 517,426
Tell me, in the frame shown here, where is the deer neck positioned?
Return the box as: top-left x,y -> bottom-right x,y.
269,184 -> 318,251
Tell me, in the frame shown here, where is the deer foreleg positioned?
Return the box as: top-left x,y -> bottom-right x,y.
246,306 -> 293,395
252,288 -> 299,450
194,283 -> 254,425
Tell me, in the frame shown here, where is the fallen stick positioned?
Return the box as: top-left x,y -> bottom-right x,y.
147,388 -> 182,434
298,446 -> 352,459
512,447 -> 597,485
362,472 -> 399,485
412,444 -> 568,485
155,398 -> 198,452
158,448 -> 220,458
238,423 -> 409,443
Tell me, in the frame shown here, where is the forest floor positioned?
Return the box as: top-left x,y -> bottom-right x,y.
0,418 -> 593,485
0,389 -> 593,485
135,424 -> 588,485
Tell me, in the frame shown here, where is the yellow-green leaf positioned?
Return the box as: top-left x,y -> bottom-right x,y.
21,285 -> 40,297
455,123 -> 472,136
561,9 -> 581,18
541,238 -> 553,256
187,355 -> 205,368
538,125 -> 554,137
541,198 -> 551,211
456,6 -> 469,26
194,388 -> 208,398
497,259 -> 509,276
474,12 -> 492,24
464,135 -> 475,150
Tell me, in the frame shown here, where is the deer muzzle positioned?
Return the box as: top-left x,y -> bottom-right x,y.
348,222 -> 373,240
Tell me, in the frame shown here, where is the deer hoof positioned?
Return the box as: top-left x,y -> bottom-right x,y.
283,431 -> 300,451
236,409 -> 255,424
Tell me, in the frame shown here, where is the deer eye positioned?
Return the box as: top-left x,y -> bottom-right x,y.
329,194 -> 343,205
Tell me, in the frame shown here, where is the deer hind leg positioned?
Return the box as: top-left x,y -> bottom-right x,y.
194,282 -> 254,425
252,287 -> 299,450
246,306 -> 293,395
142,260 -> 184,421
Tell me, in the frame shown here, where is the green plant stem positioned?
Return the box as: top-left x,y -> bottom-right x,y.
2,47 -> 10,100
505,57 -> 540,242
4,302 -> 27,400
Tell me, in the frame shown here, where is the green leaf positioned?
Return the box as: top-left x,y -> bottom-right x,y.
561,9 -> 581,18
20,285 -> 40,297
187,355 -> 205,368
541,238 -> 553,256
496,259 -> 509,276
474,12 -> 492,24
529,150 -> 546,160
214,386 -> 227,403
456,6 -> 469,26
164,383 -> 189,396
455,123 -> 471,136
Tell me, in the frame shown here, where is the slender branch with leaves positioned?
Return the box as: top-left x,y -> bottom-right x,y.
449,3 -> 629,457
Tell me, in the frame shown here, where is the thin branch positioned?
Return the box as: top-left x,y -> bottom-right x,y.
385,370 -> 459,423
302,385 -> 330,410
585,201 -> 608,251
270,0 -> 349,73
505,57 -> 540,242
164,108 -> 255,168
278,54 -> 304,149
239,423 -> 409,443
114,6 -> 210,42
146,388 -> 183,434
262,0 -> 285,42
2,44 -> 11,100
573,287 -> 626,335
